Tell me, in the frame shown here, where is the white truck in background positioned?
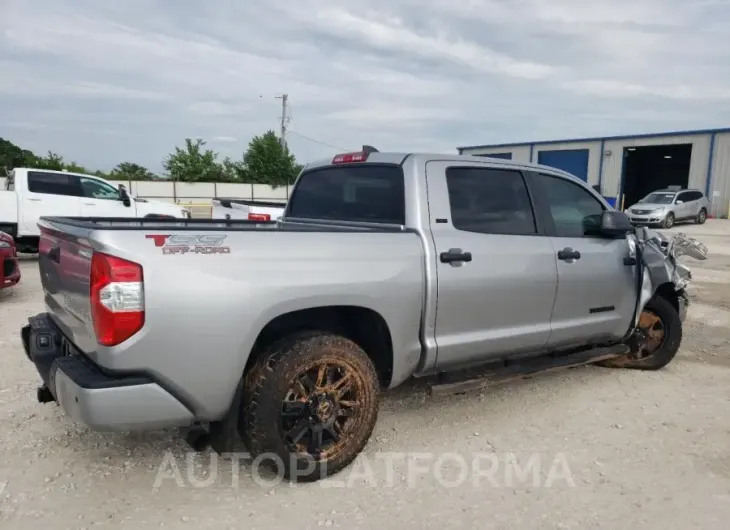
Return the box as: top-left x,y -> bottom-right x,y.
211,198 -> 286,221
0,168 -> 190,253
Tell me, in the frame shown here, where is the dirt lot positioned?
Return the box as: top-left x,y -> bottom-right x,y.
1,222 -> 729,529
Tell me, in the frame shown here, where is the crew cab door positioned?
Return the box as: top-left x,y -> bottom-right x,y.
425,161 -> 558,369
21,171 -> 82,236
529,172 -> 636,347
78,176 -> 135,217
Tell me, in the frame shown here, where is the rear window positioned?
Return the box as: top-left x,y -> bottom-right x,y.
287,165 -> 405,224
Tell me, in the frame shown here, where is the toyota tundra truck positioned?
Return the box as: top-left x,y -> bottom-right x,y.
21,149 -> 706,482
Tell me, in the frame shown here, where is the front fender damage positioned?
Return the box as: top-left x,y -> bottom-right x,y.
632,228 -> 707,328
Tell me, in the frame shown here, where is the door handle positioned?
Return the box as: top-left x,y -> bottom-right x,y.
440,249 -> 472,263
28,198 -> 42,202
83,202 -> 95,206
623,257 -> 637,266
557,247 -> 581,261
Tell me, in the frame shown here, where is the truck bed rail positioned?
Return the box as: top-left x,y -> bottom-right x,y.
38,216 -> 412,233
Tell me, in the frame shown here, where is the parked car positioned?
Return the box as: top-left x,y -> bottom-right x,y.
0,230 -> 20,290
0,168 -> 191,253
625,188 -> 710,228
21,150 -> 705,482
212,198 -> 286,221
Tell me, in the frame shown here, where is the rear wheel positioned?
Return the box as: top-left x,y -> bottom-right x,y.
598,296 -> 682,370
662,212 -> 675,229
696,208 -> 707,224
241,331 -> 380,482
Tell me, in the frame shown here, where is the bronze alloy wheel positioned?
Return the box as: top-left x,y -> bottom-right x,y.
597,295 -> 682,371
241,331 -> 380,481
280,361 -> 364,460
635,310 -> 666,359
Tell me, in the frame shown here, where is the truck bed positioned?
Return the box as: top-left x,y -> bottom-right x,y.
36,215 -> 425,420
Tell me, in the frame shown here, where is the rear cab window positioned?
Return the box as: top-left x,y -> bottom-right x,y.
287,164 -> 405,224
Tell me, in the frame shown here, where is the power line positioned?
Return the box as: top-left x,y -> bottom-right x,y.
287,129 -> 350,152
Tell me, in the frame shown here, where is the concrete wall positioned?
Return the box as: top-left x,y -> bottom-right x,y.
0,178 -> 292,205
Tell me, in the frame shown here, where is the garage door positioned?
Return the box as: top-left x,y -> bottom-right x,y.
537,149 -> 589,181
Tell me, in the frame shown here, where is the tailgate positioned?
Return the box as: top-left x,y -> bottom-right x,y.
38,225 -> 97,353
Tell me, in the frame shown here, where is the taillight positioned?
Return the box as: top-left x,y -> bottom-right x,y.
248,213 -> 271,221
90,252 -> 145,347
332,151 -> 369,164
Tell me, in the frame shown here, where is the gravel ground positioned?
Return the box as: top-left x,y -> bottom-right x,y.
1,221 -> 729,529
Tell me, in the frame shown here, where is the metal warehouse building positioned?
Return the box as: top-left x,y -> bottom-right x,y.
457,127 -> 730,218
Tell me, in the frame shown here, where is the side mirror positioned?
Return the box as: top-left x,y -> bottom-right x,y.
119,187 -> 131,207
598,210 -> 634,238
675,200 -> 683,204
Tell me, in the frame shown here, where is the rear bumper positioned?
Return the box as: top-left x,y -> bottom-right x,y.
21,313 -> 194,431
0,248 -> 20,289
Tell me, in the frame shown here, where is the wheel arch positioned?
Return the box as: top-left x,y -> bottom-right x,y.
245,305 -> 395,388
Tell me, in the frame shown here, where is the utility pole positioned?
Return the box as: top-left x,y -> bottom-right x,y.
276,93 -> 288,150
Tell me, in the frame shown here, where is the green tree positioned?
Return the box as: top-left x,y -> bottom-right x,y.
163,138 -> 224,182
34,151 -> 65,171
242,130 -> 300,187
0,137 -> 36,172
110,162 -> 156,181
220,156 -> 247,182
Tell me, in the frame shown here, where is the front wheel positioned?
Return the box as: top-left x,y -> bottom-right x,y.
598,295 -> 682,370
662,212 -> 675,229
240,331 -> 380,482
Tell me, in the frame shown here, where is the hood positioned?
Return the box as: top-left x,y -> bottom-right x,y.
629,203 -> 670,211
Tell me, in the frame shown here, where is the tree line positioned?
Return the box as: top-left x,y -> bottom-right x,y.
0,131 -> 303,187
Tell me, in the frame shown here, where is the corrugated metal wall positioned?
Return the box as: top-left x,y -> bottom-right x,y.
600,134 -> 711,206
463,145 -> 532,163
460,133 -> 730,217
709,132 -> 730,218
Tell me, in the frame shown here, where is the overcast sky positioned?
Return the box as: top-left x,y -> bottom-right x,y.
1,0 -> 729,173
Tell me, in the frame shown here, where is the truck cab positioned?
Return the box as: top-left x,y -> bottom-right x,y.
0,168 -> 190,253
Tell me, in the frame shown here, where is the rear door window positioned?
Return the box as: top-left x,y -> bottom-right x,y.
27,171 -> 81,197
288,165 -> 405,224
445,167 -> 537,236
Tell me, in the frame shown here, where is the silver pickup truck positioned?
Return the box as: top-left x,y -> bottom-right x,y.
21,149 -> 707,482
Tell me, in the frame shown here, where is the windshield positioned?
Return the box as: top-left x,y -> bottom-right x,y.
287,164 -> 405,224
640,192 -> 675,204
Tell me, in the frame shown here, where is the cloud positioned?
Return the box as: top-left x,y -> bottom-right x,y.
0,0 -> 728,172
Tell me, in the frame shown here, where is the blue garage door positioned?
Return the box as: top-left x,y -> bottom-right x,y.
537,149 -> 589,181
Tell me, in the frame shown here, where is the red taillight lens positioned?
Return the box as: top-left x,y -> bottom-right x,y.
248,213 -> 271,221
90,252 -> 145,347
332,151 -> 369,164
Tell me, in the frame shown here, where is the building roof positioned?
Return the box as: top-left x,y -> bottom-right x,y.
457,126 -> 730,152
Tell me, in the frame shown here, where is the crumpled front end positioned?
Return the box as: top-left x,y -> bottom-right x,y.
0,231 -> 21,290
632,227 -> 707,325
